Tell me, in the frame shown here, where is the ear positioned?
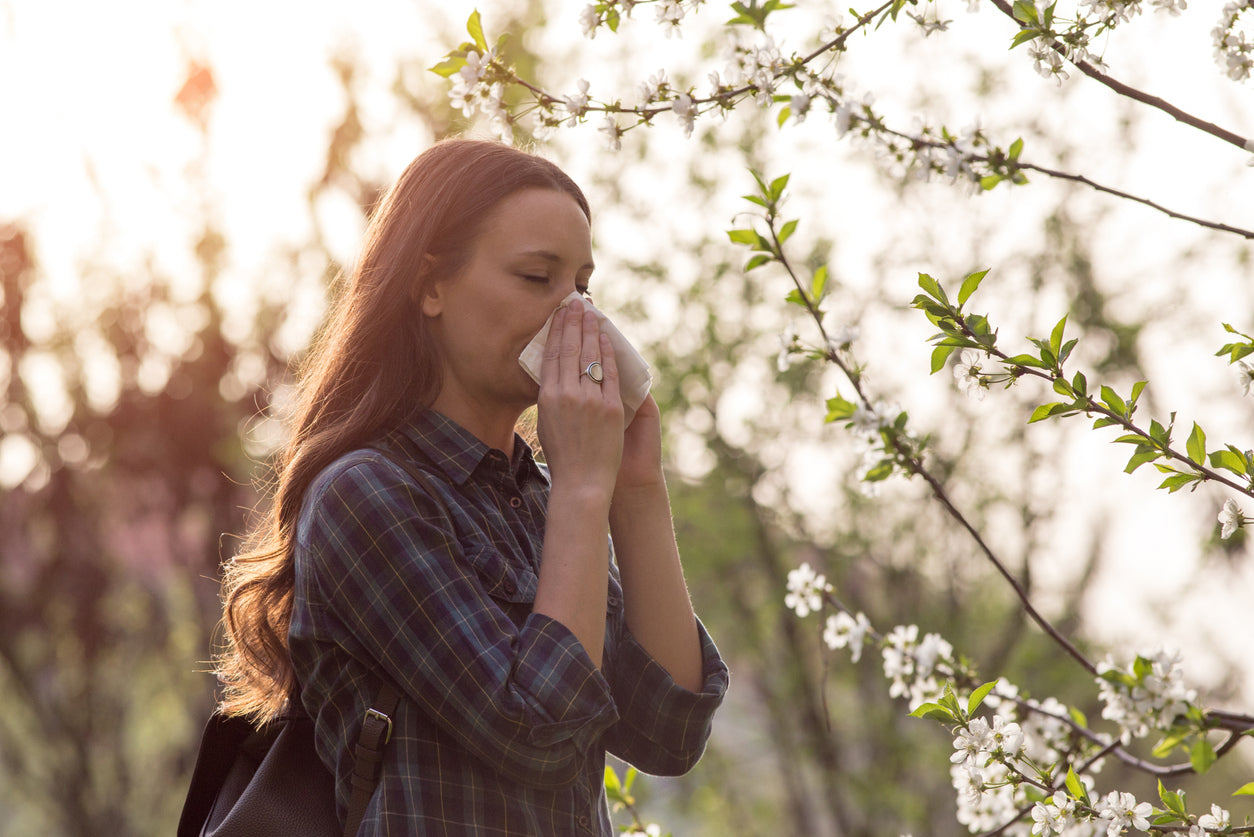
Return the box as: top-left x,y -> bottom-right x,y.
415,254 -> 444,318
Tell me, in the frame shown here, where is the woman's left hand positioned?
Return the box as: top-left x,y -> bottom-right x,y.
615,394 -> 665,492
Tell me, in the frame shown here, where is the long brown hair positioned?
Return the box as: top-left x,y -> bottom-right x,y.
216,139 -> 590,723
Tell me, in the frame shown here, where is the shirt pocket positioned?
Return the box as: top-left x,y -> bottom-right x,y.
465,542 -> 538,625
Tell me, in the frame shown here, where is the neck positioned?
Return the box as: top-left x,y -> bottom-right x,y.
429,391 -> 522,455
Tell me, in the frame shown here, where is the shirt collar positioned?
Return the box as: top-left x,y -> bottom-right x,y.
395,410 -> 545,487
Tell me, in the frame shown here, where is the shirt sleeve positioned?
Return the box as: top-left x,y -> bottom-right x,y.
602,614 -> 729,776
293,455 -> 620,790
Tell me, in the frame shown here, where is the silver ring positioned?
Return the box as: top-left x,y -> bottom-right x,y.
582,361 -> 604,384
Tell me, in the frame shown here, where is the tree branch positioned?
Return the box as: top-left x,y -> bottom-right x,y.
987,0 -> 1252,151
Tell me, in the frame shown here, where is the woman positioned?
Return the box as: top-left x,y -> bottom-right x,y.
215,138 -> 728,835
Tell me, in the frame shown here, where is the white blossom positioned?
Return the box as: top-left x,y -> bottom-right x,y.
1198,804 -> 1231,831
1151,0 -> 1186,15
823,611 -> 871,661
1236,360 -> 1253,395
579,4 -> 600,38
951,717 -> 993,765
638,69 -> 669,104
1020,697 -> 1073,764
784,562 -> 830,618
1031,792 -> 1078,837
562,78 -> 591,121
1214,2 -> 1254,82
989,715 -> 1024,757
1095,790 -> 1152,837
827,323 -> 860,350
908,8 -> 952,36
789,94 -> 811,123
1219,498 -> 1243,539
950,760 -> 1019,832
598,115 -> 623,152
953,349 -> 988,400
655,0 -> 686,34
1096,648 -> 1198,742
1028,40 -> 1069,85
672,92 -> 696,136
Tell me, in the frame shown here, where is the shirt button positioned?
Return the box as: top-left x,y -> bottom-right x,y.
509,496 -> 522,509
578,815 -> 590,829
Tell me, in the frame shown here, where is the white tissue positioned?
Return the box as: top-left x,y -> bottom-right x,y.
518,292 -> 653,420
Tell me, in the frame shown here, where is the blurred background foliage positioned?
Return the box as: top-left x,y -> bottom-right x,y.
1,1 -> 1251,835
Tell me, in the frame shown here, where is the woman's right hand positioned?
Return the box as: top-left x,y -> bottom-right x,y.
536,299 -> 625,496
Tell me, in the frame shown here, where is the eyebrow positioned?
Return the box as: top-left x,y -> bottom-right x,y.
516,249 -> 596,273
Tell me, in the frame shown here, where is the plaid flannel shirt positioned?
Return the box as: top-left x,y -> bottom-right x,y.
290,410 -> 728,836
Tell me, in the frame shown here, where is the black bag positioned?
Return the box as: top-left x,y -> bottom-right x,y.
179,446 -> 438,837
177,684 -> 398,837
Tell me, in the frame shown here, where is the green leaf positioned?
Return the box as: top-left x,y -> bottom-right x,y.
1008,138 -> 1024,160
466,9 -> 488,51
1005,353 -> 1045,369
1049,315 -> 1068,360
967,681 -> 998,717
1124,447 -> 1161,474
1100,385 -> 1126,417
931,345 -> 957,374
744,254 -> 772,271
785,288 -> 807,307
727,228 -> 759,245
864,459 -> 895,481
1064,766 -> 1087,804
811,265 -> 829,301
917,273 -> 949,306
1012,0 -> 1039,23
1058,337 -> 1078,365
1233,782 -> 1254,797
1129,380 -> 1147,408
1190,738 -> 1217,774
825,394 -> 857,422
1029,402 -> 1076,423
1159,473 -> 1200,493
429,54 -> 467,78
1010,28 -> 1039,48
1209,449 -> 1247,475
1071,371 -> 1087,397
1152,729 -> 1192,758
1158,781 -> 1188,818
778,218 -> 799,243
623,766 -> 637,794
604,765 -> 622,796
979,174 -> 1002,191
1186,422 -> 1207,465
776,106 -> 791,128
769,173 -> 791,201
957,269 -> 989,307
909,702 -> 955,722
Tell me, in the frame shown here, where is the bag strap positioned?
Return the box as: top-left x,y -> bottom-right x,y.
342,681 -> 400,837
340,446 -> 448,837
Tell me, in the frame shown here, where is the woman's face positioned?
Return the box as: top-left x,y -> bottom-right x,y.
423,187 -> 594,415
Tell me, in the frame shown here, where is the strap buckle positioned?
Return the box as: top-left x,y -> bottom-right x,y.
364,707 -> 393,745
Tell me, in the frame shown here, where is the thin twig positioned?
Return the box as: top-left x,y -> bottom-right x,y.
986,0 -> 1251,151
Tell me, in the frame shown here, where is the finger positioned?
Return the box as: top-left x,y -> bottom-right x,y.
596,331 -> 621,406
557,298 -> 586,384
540,305 -> 568,386
578,305 -> 603,385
